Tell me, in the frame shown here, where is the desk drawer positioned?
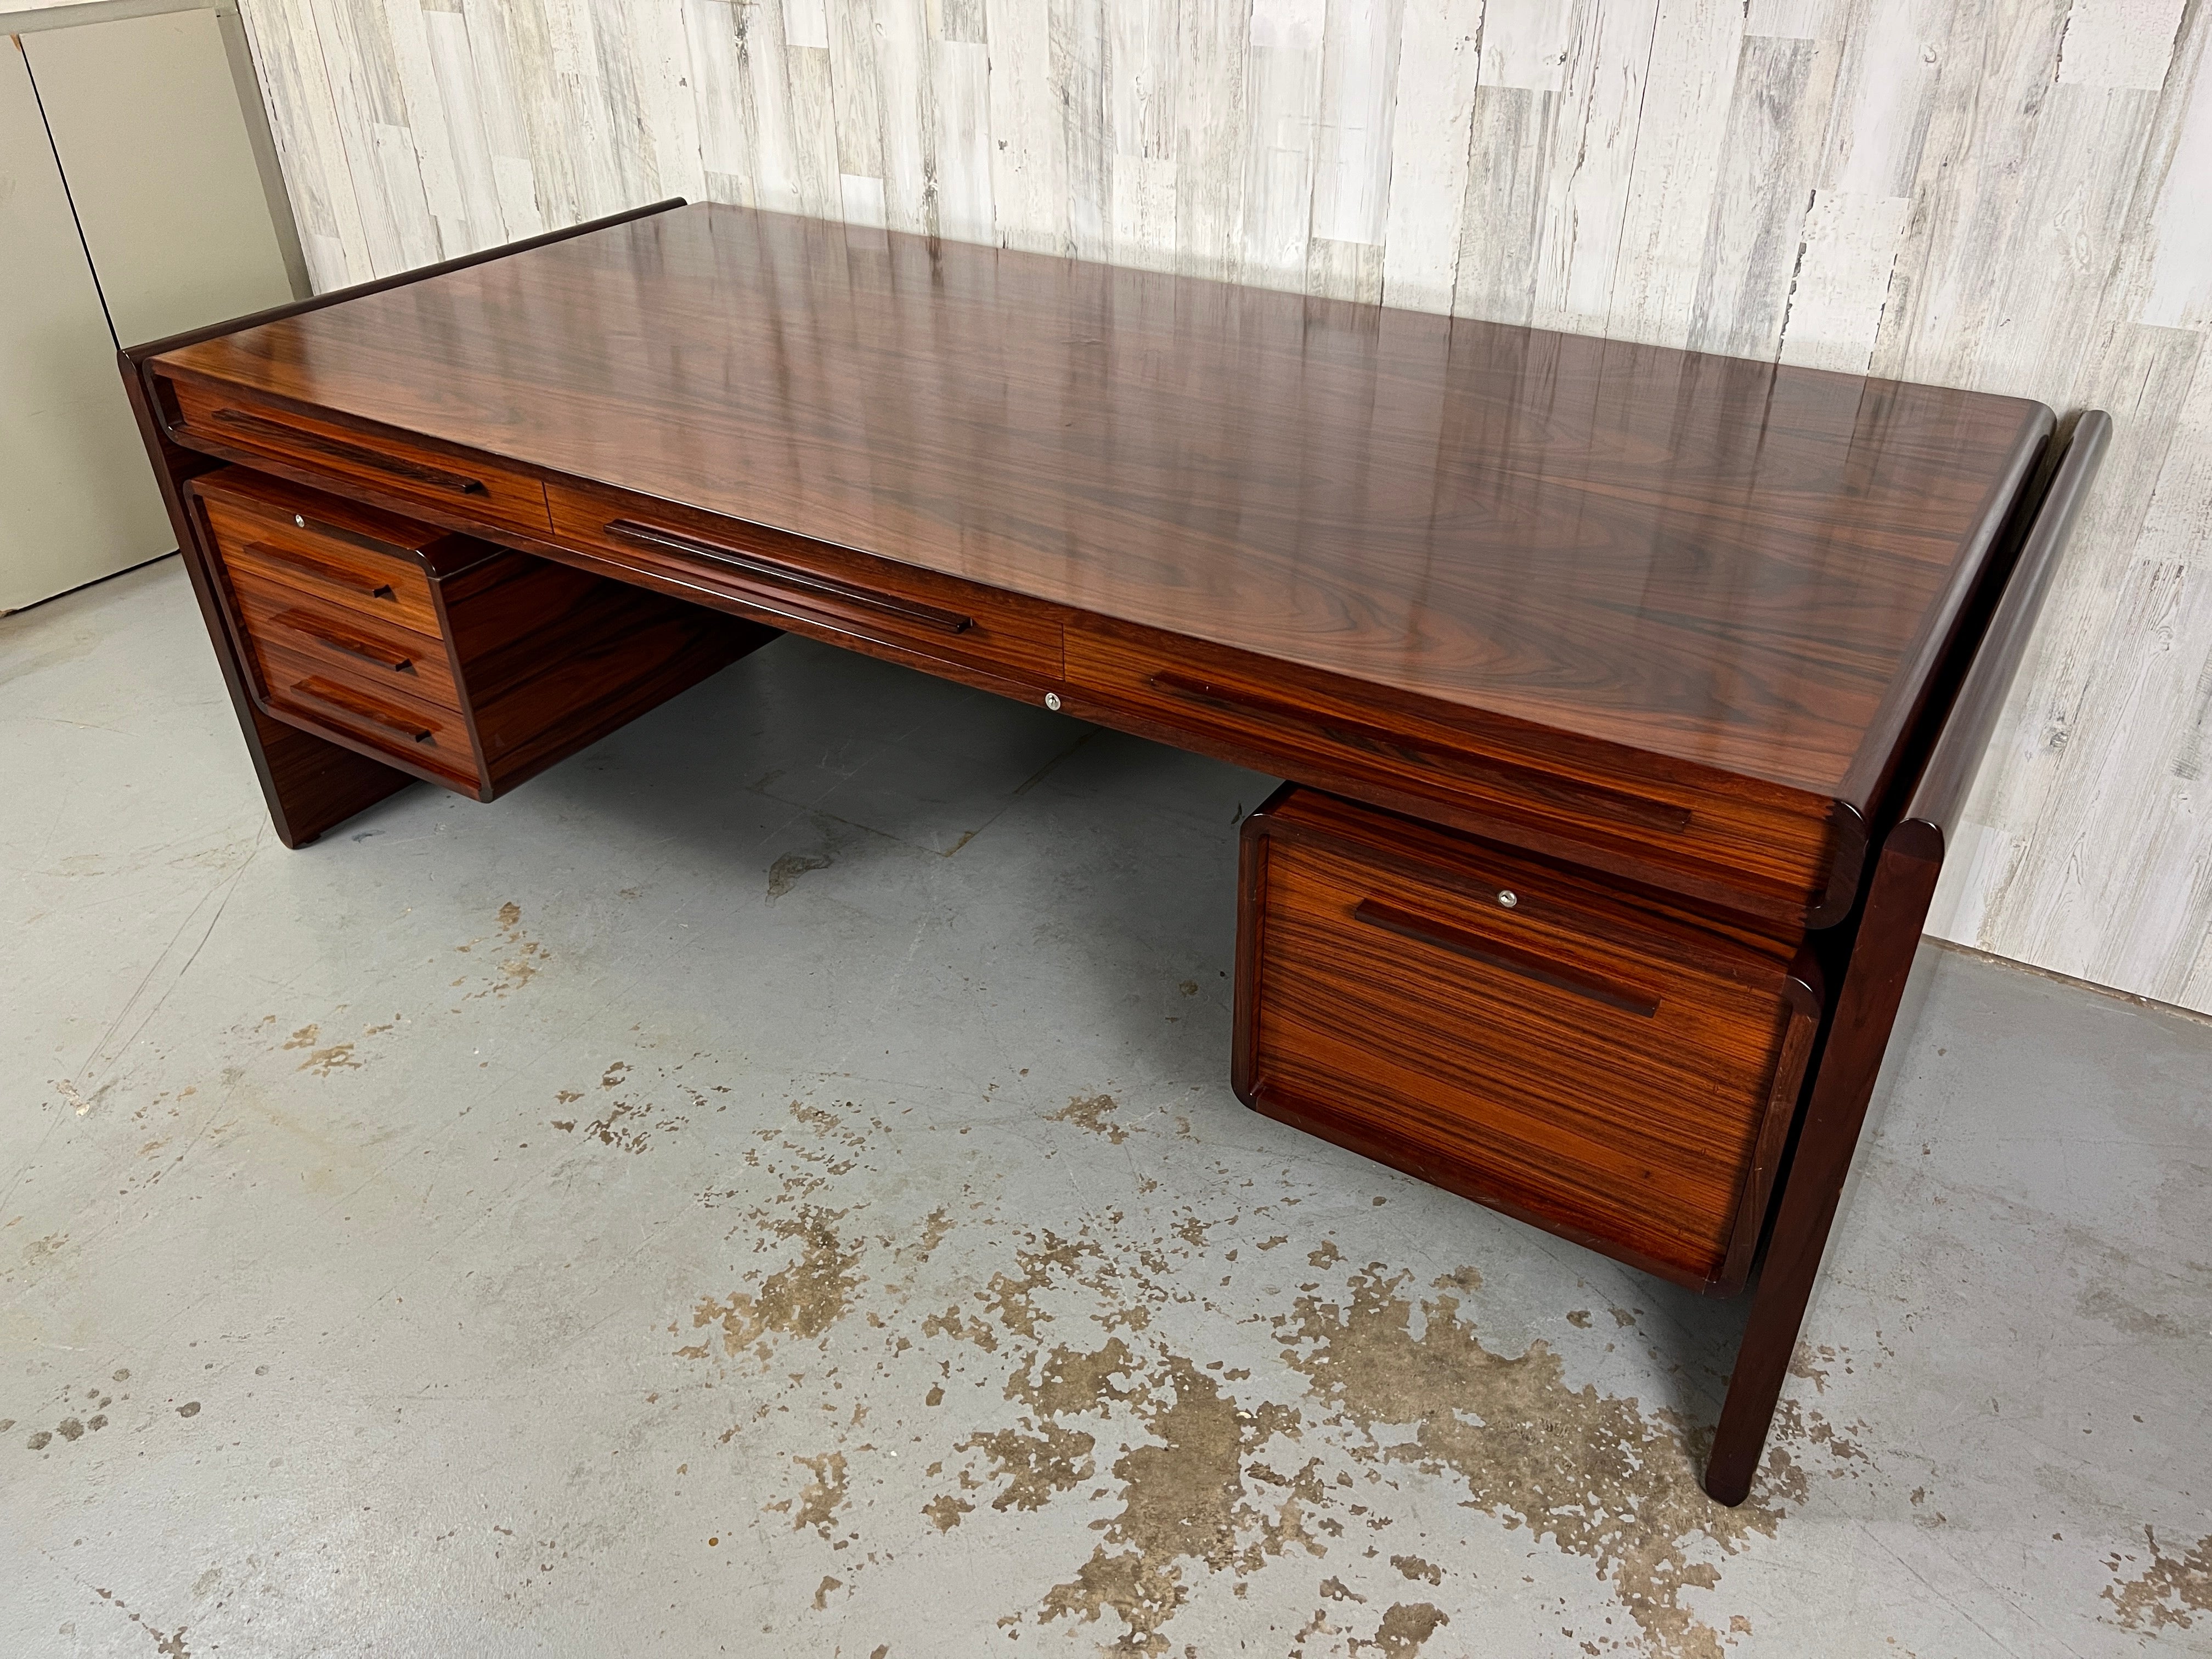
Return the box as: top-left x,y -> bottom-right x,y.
199,492 -> 443,638
256,636 -> 479,783
162,374 -> 551,535
546,482 -> 1062,691
1068,616 -> 1844,927
229,571 -> 464,712
1235,788 -> 1820,1292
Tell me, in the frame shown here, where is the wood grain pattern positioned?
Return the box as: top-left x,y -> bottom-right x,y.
186,465 -> 770,800
259,644 -> 481,786
117,332 -> 413,850
1061,616 -> 1860,927
198,492 -> 445,636
1233,784 -> 1822,1294
220,0 -> 2212,1013
441,555 -> 774,793
119,150 -> 2118,1506
228,570 -> 465,708
545,476 -> 1064,691
145,202 -> 2049,930
162,372 -> 554,533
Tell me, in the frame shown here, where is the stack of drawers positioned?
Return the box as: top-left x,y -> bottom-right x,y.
184,467 -> 764,802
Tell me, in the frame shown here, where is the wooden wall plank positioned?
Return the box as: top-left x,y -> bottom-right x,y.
685,2 -> 748,194
1530,0 -> 1660,335
826,0 -> 885,191
1604,0 -> 1741,348
871,0 -> 937,236
1170,0 -> 1250,279
2057,0 -> 2187,88
1479,0 -> 1571,90
935,36 -> 995,242
420,6 -> 507,245
489,0 -> 575,238
1816,0 -> 1942,201
983,0 -> 1062,253
1777,188 -> 1909,372
1452,86 -> 1550,325
1377,0 -> 1481,313
1242,0 -> 1328,290
1690,34 -> 1837,360
2141,30 -> 2212,329
190,0 -> 2212,1014
1106,0 -> 1179,271
1053,0 -> 1111,259
237,0 -> 371,287
379,0 -> 466,251
1310,0 -> 1401,255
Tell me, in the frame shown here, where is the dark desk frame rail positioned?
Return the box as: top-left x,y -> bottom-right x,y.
119,203 -> 2112,1508
1702,409 -> 2109,1502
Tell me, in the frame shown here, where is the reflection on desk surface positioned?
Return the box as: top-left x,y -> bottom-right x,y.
155,201 -> 2051,799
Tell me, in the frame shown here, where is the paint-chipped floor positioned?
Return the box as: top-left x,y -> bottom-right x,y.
5,557 -> 2209,1659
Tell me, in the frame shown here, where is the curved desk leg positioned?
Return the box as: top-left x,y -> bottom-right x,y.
1703,820 -> 1946,1505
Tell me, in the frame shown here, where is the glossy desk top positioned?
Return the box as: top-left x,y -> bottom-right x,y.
156,203 -> 2051,807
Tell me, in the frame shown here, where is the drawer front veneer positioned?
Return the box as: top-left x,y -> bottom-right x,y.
546,482 -> 1063,692
1235,788 -> 1821,1292
228,571 -> 464,710
1069,617 -> 1852,927
252,635 -> 479,783
187,469 -> 500,791
201,500 -> 442,637
162,374 -> 552,535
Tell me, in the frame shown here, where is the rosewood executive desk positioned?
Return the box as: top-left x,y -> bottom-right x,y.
121,200 -> 2108,1506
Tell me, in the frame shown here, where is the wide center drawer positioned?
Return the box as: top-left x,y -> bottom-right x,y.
1068,616 -> 1853,928
545,480 -> 1062,691
1234,787 -> 1821,1293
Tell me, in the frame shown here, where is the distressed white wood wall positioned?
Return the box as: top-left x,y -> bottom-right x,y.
227,0 -> 2212,1012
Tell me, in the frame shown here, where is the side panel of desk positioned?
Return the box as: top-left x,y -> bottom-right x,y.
1700,412 -> 2108,1505
119,356 -> 412,847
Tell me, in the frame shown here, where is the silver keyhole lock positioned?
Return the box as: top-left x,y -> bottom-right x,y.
1497,890 -> 1519,908
294,515 -> 306,528
1044,692 -> 1062,712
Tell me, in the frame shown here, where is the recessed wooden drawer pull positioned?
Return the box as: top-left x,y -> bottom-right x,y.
1150,670 -> 1691,834
244,539 -> 396,600
1351,896 -> 1661,1017
213,407 -> 490,496
273,610 -> 416,673
290,676 -> 434,742
605,519 -> 974,635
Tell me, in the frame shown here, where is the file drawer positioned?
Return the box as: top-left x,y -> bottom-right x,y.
1234,787 -> 1822,1292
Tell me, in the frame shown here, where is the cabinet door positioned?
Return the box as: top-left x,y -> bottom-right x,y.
23,8 -> 300,348
0,38 -> 172,613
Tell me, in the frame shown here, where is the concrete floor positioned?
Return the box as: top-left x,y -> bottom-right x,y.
3,556 -> 2209,1659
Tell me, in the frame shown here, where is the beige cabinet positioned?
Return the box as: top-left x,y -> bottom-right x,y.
1,6 -> 302,614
